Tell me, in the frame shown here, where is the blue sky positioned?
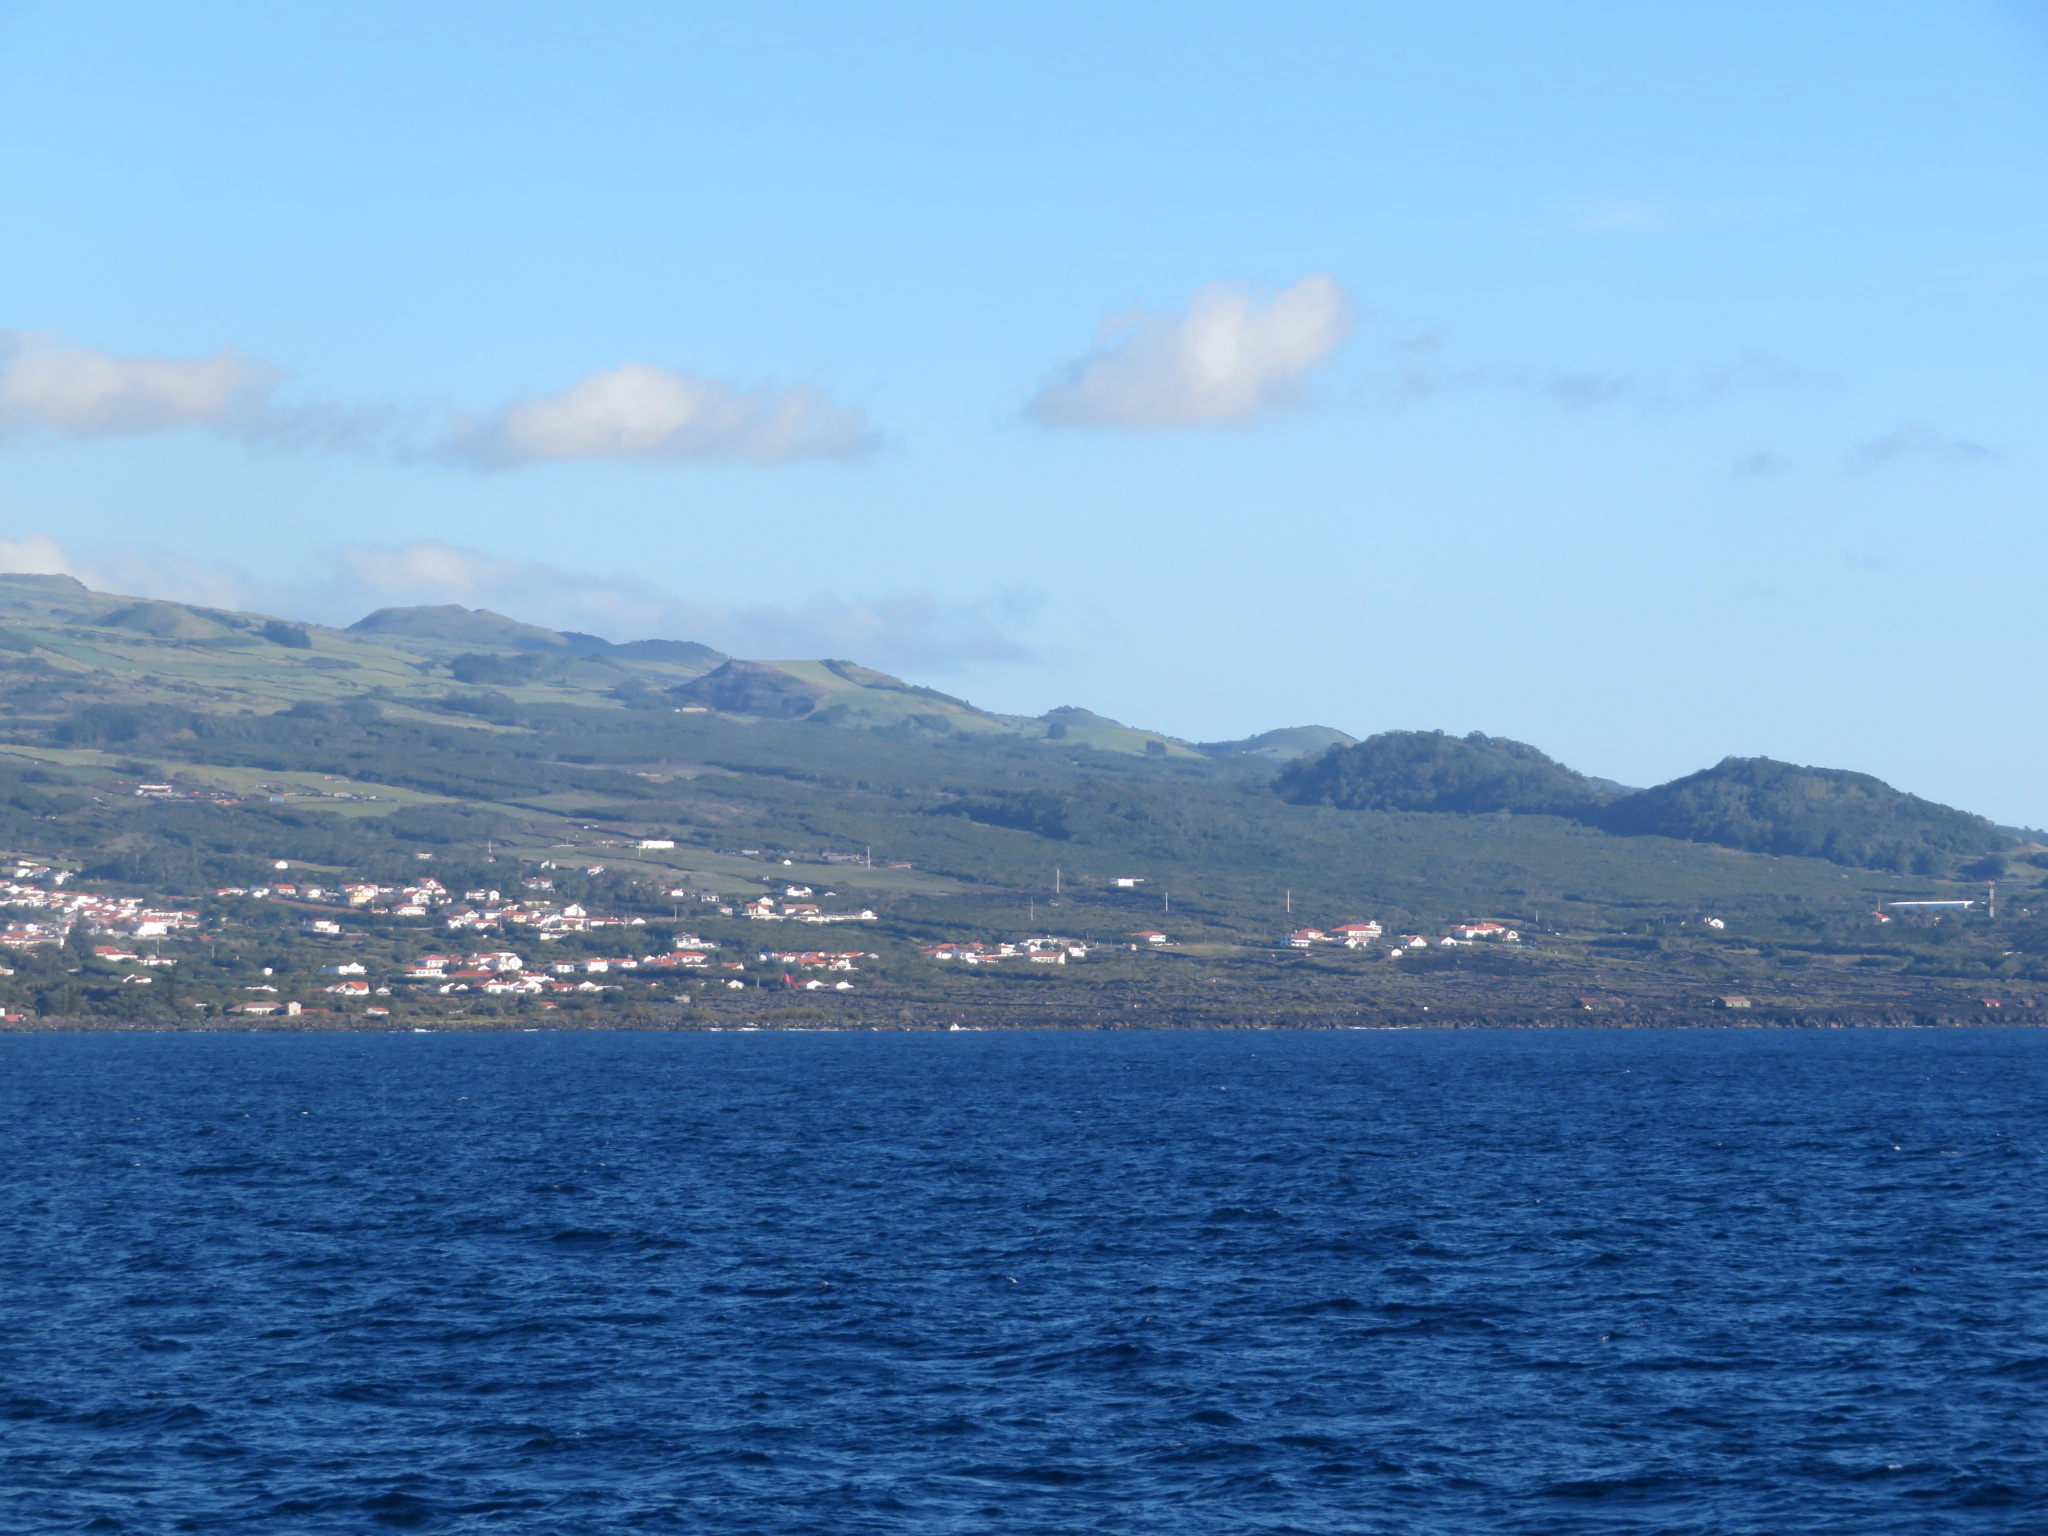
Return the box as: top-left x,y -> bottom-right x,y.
1,1 -> 2044,821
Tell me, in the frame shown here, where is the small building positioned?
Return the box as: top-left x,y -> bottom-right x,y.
1113,878 -> 1144,888
638,839 -> 676,850
1450,923 -> 1520,942
1713,995 -> 1753,1010
1129,930 -> 1169,944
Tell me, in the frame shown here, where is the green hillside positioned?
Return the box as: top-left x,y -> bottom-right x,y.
1592,756 -> 2015,874
0,571 -> 2038,1029
1280,730 -> 1612,816
1286,731 -> 2014,878
0,573 -> 1198,754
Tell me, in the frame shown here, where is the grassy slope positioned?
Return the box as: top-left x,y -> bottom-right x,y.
0,576 -> 1191,750
0,572 -> 2039,1025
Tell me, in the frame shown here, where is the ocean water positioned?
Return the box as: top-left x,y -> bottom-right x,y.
0,1027 -> 2041,1535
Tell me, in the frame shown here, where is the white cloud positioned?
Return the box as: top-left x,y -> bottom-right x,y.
1028,274 -> 1359,431
0,333 -> 875,469
442,363 -> 876,468
0,534 -> 1032,672
1848,424 -> 1996,472
309,541 -> 1028,665
0,333 -> 280,438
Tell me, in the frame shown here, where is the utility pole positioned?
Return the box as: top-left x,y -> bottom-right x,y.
1989,881 -> 1997,920
865,846 -> 871,868
1285,888 -> 1291,915
1054,867 -> 1061,896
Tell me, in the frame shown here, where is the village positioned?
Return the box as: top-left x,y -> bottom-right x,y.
0,863 -> 200,949
1285,919 -> 1523,952
0,826 -> 1782,1027
913,918 -> 1528,966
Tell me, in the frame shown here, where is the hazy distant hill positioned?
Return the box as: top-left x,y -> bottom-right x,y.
0,576 -> 1235,758
347,604 -> 576,651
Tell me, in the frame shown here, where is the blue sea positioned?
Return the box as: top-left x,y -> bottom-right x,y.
1,1027 -> 2041,1534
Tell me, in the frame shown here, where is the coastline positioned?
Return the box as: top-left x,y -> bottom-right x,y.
5,1002 -> 2040,1033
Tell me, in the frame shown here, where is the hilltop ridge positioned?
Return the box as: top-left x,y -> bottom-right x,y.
0,576 -> 1243,758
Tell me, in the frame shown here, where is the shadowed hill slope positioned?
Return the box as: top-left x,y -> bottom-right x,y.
1591,756 -> 2015,874
1278,730 -> 1614,816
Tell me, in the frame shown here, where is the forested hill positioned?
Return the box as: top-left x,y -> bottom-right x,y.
1282,731 -> 2016,876
1595,757 -> 2015,875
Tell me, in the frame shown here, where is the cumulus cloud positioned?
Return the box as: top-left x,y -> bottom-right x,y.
442,364 -> 876,467
1848,424 -> 1996,472
1028,274 -> 1359,431
0,333 -> 280,438
0,534 -> 1032,673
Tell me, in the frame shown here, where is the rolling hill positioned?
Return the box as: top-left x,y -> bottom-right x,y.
0,570 -> 2037,1028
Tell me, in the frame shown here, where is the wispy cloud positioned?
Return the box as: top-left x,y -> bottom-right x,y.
0,534 -> 1034,672
0,333 -> 279,438
1382,348 -> 1833,413
1848,424 -> 1996,472
0,332 -> 875,470
303,542 -> 1026,665
1028,274 -> 1360,431
441,364 -> 877,468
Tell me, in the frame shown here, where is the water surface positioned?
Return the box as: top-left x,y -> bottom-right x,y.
2,1026 -> 2041,1533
